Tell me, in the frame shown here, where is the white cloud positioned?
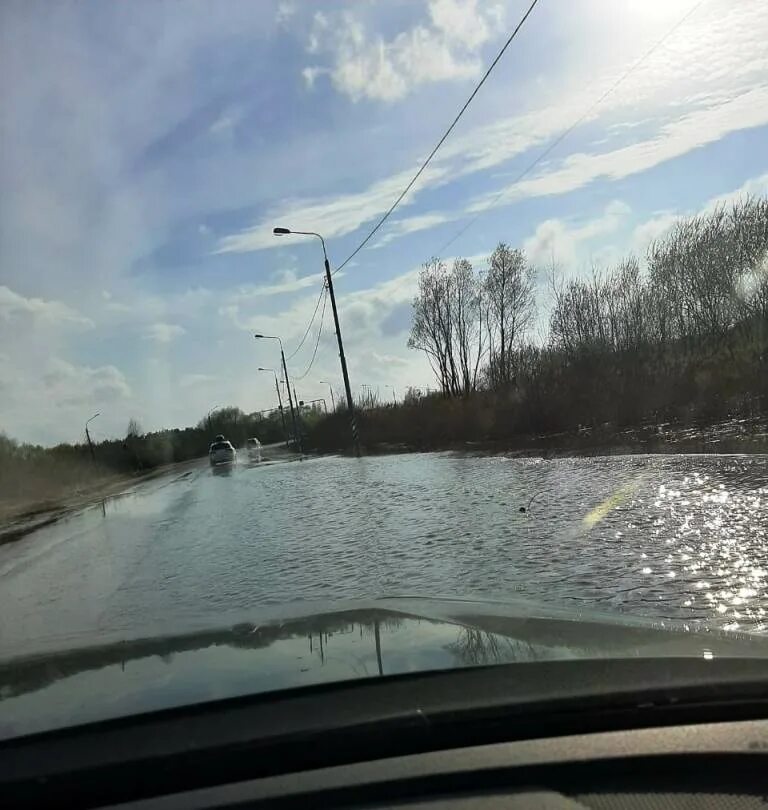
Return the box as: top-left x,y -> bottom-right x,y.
0,285 -> 93,329
41,358 -> 132,406
215,164 -> 448,254
143,322 -> 186,344
576,199 -> 631,239
102,295 -> 135,314
180,373 -> 216,387
223,265 -> 420,355
523,200 -> 631,267
1,354 -> 133,444
631,171 -> 768,255
276,1 -> 296,26
226,272 -> 325,301
471,86 -> 768,210
374,212 -> 453,247
301,66 -> 324,89
631,212 -> 678,255
304,0 -> 504,102
337,267 -> 421,343
701,171 -> 768,213
209,107 -> 243,137
219,4 -> 768,258
413,1 -> 768,185
429,0 -> 503,49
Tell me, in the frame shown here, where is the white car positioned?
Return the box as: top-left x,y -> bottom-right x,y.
246,437 -> 262,462
209,435 -> 236,467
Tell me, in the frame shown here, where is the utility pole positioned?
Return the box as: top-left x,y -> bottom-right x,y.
254,335 -> 302,453
323,259 -> 359,453
273,227 -> 360,456
275,380 -> 288,446
258,368 -> 288,448
85,412 -> 99,462
280,345 -> 301,452
206,405 -> 220,434
320,381 -> 335,411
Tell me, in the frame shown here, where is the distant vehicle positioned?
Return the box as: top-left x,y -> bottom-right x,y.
209,434 -> 236,467
246,437 -> 262,462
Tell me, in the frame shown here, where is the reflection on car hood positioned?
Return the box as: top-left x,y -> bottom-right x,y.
2,595 -> 768,740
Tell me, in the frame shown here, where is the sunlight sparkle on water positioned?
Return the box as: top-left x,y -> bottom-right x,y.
626,459 -> 768,631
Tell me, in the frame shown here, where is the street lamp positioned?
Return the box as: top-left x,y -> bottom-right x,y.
258,367 -> 289,448
319,380 -> 335,411
273,226 -> 360,456
206,405 -> 221,434
85,412 -> 100,461
254,334 -> 300,452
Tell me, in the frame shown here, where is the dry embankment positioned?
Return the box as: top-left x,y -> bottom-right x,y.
0,458 -> 205,545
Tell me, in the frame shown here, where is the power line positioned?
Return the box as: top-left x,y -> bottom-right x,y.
286,280 -> 327,361
333,0 -> 541,275
293,287 -> 328,381
434,0 -> 705,257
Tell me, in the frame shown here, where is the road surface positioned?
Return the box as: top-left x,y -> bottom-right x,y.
1,450 -> 767,658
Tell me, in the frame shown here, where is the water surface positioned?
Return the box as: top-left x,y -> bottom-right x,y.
1,451 -> 766,657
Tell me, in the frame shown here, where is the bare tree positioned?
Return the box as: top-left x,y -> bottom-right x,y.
408,258 -> 455,395
483,243 -> 536,387
125,418 -> 142,439
450,258 -> 486,396
408,257 -> 485,397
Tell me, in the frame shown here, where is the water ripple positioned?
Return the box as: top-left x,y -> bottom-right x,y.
1,453 -> 767,654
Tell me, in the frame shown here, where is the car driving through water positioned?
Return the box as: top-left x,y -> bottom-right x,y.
246,436 -> 262,462
208,434 -> 236,468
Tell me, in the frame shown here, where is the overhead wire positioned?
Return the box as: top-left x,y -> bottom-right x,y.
433,0 -> 705,257
332,0 -> 541,275
293,286 -> 328,381
285,280 -> 327,361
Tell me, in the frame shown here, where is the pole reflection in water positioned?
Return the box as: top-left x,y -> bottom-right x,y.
374,620 -> 383,676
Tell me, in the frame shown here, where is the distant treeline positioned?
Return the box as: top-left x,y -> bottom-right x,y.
308,196 -> 768,452
0,406 -> 289,514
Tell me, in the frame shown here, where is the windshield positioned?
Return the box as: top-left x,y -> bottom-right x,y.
1,0 -> 767,739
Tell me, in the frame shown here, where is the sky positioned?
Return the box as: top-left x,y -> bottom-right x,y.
1,0 -> 767,445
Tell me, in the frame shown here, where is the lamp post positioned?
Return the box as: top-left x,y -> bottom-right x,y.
206,405 -> 220,433
254,334 -> 300,452
85,412 -> 100,462
258,367 -> 288,447
273,227 -> 360,456
319,380 -> 335,411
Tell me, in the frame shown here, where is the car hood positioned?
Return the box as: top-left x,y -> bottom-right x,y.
2,595 -> 768,740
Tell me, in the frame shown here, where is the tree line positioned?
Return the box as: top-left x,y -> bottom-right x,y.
0,406 -> 288,516
307,196 -> 768,452
405,197 -> 768,429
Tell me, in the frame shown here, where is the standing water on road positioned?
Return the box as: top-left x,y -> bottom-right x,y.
1,451 -> 767,657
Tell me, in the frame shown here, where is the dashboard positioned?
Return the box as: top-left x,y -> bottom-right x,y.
2,658 -> 768,808
110,719 -> 768,809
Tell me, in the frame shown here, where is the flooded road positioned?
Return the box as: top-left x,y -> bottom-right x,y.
1,451 -> 767,657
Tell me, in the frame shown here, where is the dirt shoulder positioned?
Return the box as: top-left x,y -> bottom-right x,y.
0,457 -> 205,546
0,445 -> 300,546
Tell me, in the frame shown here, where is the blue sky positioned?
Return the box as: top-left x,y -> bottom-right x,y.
1,0 -> 767,444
